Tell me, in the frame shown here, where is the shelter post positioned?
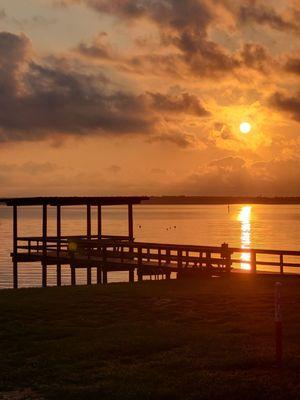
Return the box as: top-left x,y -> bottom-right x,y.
56,205 -> 62,286
42,204 -> 47,288
86,204 -> 92,284
13,205 -> 18,289
128,203 -> 133,240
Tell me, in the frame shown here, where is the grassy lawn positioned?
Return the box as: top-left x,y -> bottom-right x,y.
0,274 -> 300,399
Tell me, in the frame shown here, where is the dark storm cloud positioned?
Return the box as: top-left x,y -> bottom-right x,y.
0,31 -> 209,143
270,92 -> 300,122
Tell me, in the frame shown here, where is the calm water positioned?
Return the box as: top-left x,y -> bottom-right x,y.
1,204 -> 300,288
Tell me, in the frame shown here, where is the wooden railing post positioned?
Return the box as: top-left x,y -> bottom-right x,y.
221,243 -> 231,274
280,254 -> 284,275
138,246 -> 143,282
251,251 -> 257,274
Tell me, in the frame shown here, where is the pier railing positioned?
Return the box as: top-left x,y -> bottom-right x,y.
13,236 -> 300,275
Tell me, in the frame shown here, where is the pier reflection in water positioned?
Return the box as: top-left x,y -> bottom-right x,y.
238,206 -> 252,270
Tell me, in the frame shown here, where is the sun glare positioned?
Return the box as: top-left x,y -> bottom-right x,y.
240,122 -> 252,134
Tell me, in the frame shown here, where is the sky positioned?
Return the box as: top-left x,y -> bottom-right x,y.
0,0 -> 300,197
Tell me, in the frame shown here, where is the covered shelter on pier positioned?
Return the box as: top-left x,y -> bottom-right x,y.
0,196 -> 149,288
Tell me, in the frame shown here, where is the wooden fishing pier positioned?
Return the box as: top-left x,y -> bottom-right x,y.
1,196 -> 300,289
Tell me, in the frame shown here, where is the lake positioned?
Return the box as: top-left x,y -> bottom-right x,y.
1,204 -> 300,288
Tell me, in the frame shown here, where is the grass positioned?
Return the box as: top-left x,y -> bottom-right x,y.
0,274 -> 300,399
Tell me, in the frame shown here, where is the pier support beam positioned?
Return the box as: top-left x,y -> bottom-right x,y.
129,269 -> 134,283
137,269 -> 143,282
97,267 -> 102,284
56,205 -> 62,286
13,205 -> 18,289
128,204 -> 133,241
42,204 -> 47,288
102,269 -> 108,284
87,267 -> 92,285
97,205 -> 102,239
86,204 -> 92,284
71,265 -> 76,285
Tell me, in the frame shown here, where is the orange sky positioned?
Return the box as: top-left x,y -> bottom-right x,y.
0,0 -> 300,196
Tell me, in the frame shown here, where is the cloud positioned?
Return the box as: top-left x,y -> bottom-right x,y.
65,0 -> 240,78
148,131 -> 197,148
76,32 -> 113,60
147,92 -> 209,117
239,43 -> 271,73
0,9 -> 6,20
285,57 -> 300,75
238,3 -> 300,35
170,157 -> 300,196
0,31 -> 209,144
270,91 -> 300,122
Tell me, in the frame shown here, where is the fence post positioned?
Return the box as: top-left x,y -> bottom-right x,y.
275,282 -> 283,368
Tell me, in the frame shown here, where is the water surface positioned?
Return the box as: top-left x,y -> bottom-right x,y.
1,204 -> 300,288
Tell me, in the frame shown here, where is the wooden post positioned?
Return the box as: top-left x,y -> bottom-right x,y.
97,266 -> 102,284
87,204 -> 91,239
13,205 -> 18,289
102,247 -> 107,284
275,282 -> 283,368
102,269 -> 108,284
221,243 -> 231,274
56,205 -> 61,287
97,205 -> 102,239
251,251 -> 257,274
280,254 -> 284,275
129,269 -> 134,283
138,247 -> 143,282
87,266 -> 92,285
86,204 -> 92,284
71,265 -> 76,285
42,204 -> 47,288
128,203 -> 133,240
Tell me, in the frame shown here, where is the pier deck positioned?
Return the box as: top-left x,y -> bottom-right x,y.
1,196 -> 300,288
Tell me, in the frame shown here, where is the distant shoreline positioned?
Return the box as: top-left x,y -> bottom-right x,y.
146,196 -> 300,205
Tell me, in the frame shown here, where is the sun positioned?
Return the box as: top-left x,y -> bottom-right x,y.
240,122 -> 252,134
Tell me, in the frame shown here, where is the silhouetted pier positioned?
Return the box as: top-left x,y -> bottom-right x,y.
1,197 -> 300,289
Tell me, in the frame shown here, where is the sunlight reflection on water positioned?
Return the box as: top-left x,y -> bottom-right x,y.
238,206 -> 252,270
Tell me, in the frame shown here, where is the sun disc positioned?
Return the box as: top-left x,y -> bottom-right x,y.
240,122 -> 252,134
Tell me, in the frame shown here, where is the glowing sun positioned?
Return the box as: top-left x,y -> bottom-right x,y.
240,122 -> 252,134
